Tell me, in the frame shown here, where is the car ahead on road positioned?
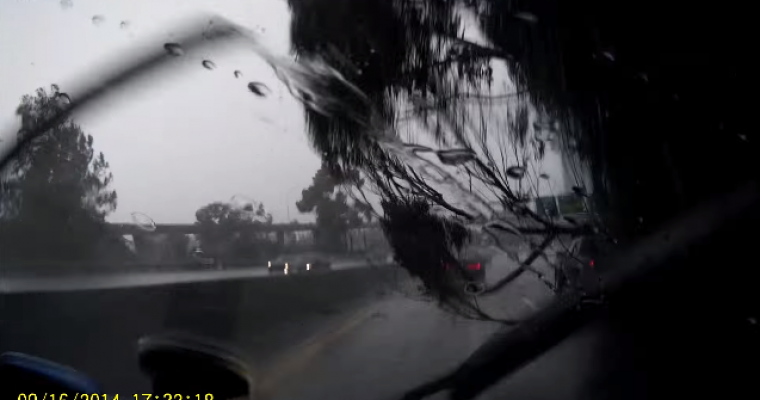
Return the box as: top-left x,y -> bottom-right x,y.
191,249 -> 222,270
444,258 -> 486,295
444,260 -> 486,283
268,253 -> 332,274
444,246 -> 490,293
555,236 -> 612,293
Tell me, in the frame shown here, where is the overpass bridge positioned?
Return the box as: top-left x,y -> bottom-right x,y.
110,222 -> 387,263
109,218 -> 583,264
110,222 -> 319,236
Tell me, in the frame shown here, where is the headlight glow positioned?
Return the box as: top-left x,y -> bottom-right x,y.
307,263 -> 311,271
268,261 -> 271,268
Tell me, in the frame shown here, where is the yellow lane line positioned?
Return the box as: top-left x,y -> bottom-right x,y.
254,304 -> 379,398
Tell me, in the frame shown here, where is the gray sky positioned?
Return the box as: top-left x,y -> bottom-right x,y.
0,0 -> 573,226
1,0 -> 320,224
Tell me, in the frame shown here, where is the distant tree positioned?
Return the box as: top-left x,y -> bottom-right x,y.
0,87 -> 130,264
196,202 -> 250,227
194,200 -> 273,261
296,163 -> 366,253
166,233 -> 192,262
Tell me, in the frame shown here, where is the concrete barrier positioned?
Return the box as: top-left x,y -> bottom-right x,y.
0,266 -> 407,393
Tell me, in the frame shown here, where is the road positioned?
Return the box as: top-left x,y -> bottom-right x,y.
254,253 -> 577,400
0,252 -> 615,399
259,291 -> 610,400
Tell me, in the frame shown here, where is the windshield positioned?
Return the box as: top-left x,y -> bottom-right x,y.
1,0 -> 754,399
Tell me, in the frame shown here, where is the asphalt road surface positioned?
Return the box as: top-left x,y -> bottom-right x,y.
259,290 -> 611,400
255,253 -> 587,400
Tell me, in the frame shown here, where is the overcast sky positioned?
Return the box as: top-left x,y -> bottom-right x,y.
0,0 -> 570,225
1,0 -> 321,224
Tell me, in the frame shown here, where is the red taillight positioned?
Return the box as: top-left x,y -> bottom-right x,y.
589,259 -> 595,268
467,263 -> 481,271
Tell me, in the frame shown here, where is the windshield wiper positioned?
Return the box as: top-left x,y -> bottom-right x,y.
401,182 -> 760,400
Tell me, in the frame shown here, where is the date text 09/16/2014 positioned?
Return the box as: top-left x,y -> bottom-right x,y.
18,394 -> 214,400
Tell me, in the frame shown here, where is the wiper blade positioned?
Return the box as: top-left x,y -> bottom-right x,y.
401,182 -> 760,400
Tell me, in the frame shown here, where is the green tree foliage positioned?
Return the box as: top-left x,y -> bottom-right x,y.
286,0 -> 487,174
194,201 -> 274,262
0,87 -> 130,264
284,0 -> 548,226
380,197 -> 494,319
285,0 -> 547,306
296,163 -> 365,253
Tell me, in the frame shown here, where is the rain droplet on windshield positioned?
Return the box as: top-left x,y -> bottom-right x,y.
91,15 -> 105,26
60,0 -> 73,10
202,60 -> 216,70
602,51 -> 616,62
514,12 -> 538,24
234,70 -> 243,78
506,166 -> 526,179
119,20 -> 130,29
230,194 -> 255,211
131,212 -> 156,232
55,92 -> 71,106
521,297 -> 539,311
572,186 -> 588,197
539,173 -> 550,179
436,149 -> 476,165
247,82 -> 270,97
463,282 -> 486,296
533,121 -> 556,132
535,130 -> 557,142
164,43 -> 184,57
230,195 -> 270,221
515,196 -> 532,204
485,219 -> 522,236
404,143 -> 434,154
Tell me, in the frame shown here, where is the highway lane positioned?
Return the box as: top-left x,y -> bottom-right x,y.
252,248 -> 753,400
257,253 -> 564,400
260,292 -> 613,400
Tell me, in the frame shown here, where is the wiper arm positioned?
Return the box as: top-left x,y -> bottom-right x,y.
0,14 -> 252,174
401,182 -> 760,400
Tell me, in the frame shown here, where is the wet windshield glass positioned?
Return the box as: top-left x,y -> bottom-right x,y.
1,0 -> 754,399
